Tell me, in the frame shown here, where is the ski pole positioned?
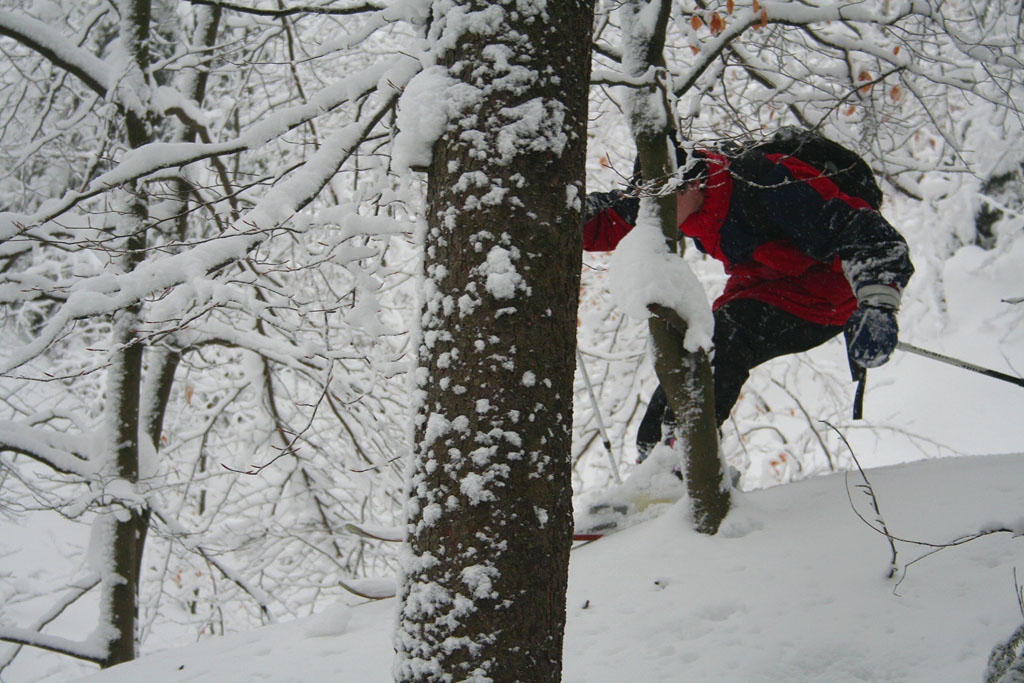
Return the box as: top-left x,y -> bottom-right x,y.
576,347 -> 623,484
896,342 -> 1024,389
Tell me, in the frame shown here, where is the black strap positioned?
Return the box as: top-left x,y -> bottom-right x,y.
844,325 -> 867,420
851,365 -> 866,420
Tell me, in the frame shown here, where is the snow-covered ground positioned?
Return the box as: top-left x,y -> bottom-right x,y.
67,452 -> 1024,683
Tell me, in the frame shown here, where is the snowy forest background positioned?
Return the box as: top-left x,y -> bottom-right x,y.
1,0 -> 1023,680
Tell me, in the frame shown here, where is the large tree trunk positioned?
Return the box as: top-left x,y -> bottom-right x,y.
395,2 -> 594,681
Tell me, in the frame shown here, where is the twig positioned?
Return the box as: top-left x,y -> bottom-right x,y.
822,422 -> 1021,590
822,421 -> 898,578
771,377 -> 834,470
349,456 -> 402,473
1017,567 -> 1024,619
186,0 -> 384,18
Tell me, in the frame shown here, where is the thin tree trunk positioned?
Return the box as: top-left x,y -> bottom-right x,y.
98,0 -> 156,665
99,296 -> 149,668
625,0 -> 728,535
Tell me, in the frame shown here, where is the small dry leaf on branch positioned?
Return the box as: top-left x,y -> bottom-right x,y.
710,12 -> 726,35
755,7 -> 768,30
858,70 -> 874,95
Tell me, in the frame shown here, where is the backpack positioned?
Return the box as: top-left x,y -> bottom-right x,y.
739,127 -> 883,209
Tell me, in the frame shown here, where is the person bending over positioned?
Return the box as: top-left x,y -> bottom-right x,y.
583,136 -> 914,461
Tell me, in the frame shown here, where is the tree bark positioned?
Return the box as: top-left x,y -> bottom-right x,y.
396,2 -> 594,681
99,301 -> 149,667
624,0 -> 728,535
98,0 -> 156,667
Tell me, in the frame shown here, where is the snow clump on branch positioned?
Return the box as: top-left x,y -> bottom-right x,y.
392,65 -> 480,174
608,200 -> 714,353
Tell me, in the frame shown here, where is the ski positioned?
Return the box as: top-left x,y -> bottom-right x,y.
572,447 -> 688,540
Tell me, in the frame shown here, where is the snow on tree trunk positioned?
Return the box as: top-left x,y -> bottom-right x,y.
96,188 -> 152,668
395,2 -> 593,681
621,0 -> 728,535
96,0 -> 155,666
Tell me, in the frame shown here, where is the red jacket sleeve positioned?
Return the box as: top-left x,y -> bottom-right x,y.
582,209 -> 635,251
582,190 -> 640,251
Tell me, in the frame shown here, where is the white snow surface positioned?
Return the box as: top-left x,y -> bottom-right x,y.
67,453 -> 1024,683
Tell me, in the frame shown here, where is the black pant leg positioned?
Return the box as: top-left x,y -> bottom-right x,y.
635,299 -> 843,460
636,384 -> 669,460
712,299 -> 844,425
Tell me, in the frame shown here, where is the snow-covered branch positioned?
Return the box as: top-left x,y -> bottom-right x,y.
0,1 -> 417,674
669,0 -> 1018,111
150,504 -> 277,621
0,422 -> 96,477
0,10 -> 112,96
0,624 -> 106,666
0,90 -> 406,376
0,56 -> 418,240
0,573 -> 100,673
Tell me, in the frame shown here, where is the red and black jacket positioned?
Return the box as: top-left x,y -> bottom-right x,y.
582,150 -> 913,327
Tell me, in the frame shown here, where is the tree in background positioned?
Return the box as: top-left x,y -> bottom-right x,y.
975,161 -> 1024,250
1,0 -> 414,672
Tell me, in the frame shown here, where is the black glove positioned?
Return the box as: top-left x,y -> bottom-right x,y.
845,305 -> 899,368
583,189 -> 639,223
584,190 -> 626,220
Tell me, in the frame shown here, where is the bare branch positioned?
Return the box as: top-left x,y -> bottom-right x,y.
187,0 -> 385,18
824,421 -> 899,578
